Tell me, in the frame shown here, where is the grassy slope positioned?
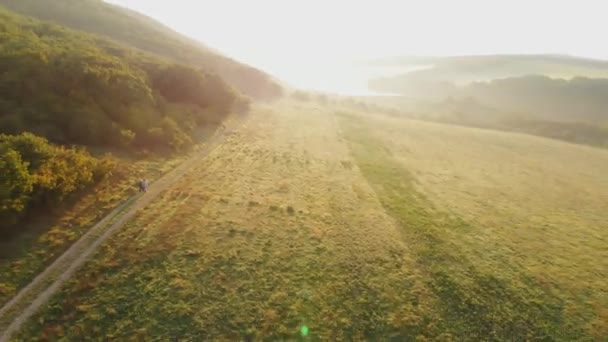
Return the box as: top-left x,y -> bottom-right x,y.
12,104 -> 608,340
337,113 -> 608,340
358,96 -> 608,149
13,104 -> 437,340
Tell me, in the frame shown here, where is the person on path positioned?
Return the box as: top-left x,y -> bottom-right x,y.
138,178 -> 146,193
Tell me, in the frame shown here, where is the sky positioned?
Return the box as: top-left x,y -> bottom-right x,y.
105,0 -> 607,93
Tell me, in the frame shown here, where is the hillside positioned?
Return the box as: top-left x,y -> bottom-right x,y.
463,75 -> 608,122
0,6 -> 246,151
0,0 -> 283,100
0,5 -> 255,237
7,102 -> 607,340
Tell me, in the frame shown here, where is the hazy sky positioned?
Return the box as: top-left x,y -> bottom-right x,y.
105,0 -> 606,93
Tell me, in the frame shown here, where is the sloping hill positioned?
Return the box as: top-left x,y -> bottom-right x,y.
0,6 -> 243,150
462,75 -> 608,122
366,54 -> 608,147
0,0 -> 283,100
369,54 -> 608,100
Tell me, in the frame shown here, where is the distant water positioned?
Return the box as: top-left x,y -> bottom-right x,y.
267,62 -> 431,96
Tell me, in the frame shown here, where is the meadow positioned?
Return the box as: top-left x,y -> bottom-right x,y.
11,102 -> 608,340
337,111 -> 608,340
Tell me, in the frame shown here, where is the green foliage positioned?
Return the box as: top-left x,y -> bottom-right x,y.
0,150 -> 179,308
0,133 -> 110,232
0,148 -> 34,225
0,7 -> 239,152
0,0 -> 283,100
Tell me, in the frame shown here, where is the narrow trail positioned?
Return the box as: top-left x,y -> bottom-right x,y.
0,117 -> 245,341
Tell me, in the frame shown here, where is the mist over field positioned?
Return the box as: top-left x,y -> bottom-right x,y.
0,1 -> 607,341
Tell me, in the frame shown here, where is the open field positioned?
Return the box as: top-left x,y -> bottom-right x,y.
13,103 -> 427,340
337,112 -> 608,340
9,102 -> 608,340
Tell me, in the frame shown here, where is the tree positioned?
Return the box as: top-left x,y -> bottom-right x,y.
0,147 -> 34,226
0,7 -> 244,152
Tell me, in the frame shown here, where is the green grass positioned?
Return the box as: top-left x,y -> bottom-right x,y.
336,112 -> 607,340
338,114 -> 571,340
12,104 -> 441,340
0,154 -> 185,307
9,103 -> 608,340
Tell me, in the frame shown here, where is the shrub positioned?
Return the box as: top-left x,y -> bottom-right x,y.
0,147 -> 34,225
0,133 -> 110,231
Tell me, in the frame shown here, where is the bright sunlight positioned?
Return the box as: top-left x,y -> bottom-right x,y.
104,0 -> 608,94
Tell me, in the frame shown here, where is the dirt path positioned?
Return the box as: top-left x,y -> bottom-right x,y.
0,117 -> 244,341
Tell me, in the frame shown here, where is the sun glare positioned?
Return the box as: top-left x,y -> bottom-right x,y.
106,0 -> 608,94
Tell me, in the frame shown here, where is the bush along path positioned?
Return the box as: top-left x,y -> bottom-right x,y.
0,116 -> 245,341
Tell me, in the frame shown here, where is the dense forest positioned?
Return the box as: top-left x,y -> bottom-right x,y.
0,0 -> 284,100
0,7 -> 248,151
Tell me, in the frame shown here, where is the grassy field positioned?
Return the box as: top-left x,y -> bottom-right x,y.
337,112 -> 608,340
10,103 -> 608,340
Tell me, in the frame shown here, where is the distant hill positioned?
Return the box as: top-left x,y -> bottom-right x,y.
0,0 -> 283,100
368,54 -> 608,123
364,55 -> 608,148
372,72 -> 608,123
462,75 -> 608,122
369,54 -> 608,84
